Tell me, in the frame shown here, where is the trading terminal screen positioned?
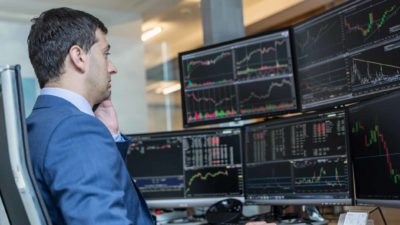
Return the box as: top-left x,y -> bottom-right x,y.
294,0 -> 400,110
179,29 -> 297,127
125,128 -> 244,208
349,90 -> 400,207
244,110 -> 353,205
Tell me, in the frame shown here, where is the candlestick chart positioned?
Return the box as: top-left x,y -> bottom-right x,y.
343,0 -> 400,51
349,91 -> 400,200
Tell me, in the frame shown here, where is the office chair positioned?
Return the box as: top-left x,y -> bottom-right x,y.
0,65 -> 52,224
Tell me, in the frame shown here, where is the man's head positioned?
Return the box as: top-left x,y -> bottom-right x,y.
28,7 -> 117,105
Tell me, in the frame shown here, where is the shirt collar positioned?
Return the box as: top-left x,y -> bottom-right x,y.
40,87 -> 94,116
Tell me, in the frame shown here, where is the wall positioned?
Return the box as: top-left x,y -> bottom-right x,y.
0,20 -> 37,115
0,11 -> 148,134
108,19 -> 148,134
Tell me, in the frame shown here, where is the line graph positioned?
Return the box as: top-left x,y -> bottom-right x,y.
185,92 -> 236,107
187,169 -> 229,187
350,44 -> 400,94
240,79 -> 293,104
237,78 -> 296,115
298,59 -> 350,108
184,134 -> 242,168
234,38 -> 292,81
184,85 -> 237,122
296,23 -> 330,52
343,0 -> 400,50
351,58 -> 400,90
184,167 -> 241,197
245,162 -> 293,194
294,16 -> 343,68
293,157 -> 349,192
183,51 -> 234,89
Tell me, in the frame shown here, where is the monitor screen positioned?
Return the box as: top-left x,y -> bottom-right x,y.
349,90 -> 400,207
244,110 -> 353,205
293,0 -> 400,110
125,128 -> 244,208
179,29 -> 298,127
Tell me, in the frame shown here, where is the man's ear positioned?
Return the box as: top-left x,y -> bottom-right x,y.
68,45 -> 87,73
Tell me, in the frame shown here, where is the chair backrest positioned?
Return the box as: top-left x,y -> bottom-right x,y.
0,65 -> 51,225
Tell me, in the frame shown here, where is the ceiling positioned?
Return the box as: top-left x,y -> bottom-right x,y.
0,0 -> 344,70
141,0 -> 345,69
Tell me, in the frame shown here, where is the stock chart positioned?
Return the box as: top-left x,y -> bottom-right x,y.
350,41 -> 400,95
184,167 -> 242,197
293,157 -> 349,193
234,38 -> 291,81
244,111 -> 352,203
182,50 -> 234,89
237,78 -> 295,115
295,13 -> 344,68
183,130 -> 244,197
180,30 -> 296,126
294,0 -> 400,110
298,59 -> 350,108
344,0 -> 400,51
126,128 -> 244,203
349,92 -> 400,200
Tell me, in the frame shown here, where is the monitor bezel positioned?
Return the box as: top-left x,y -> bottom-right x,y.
242,109 -> 354,205
145,197 -> 245,209
292,0 -> 400,112
178,27 -> 300,128
126,127 -> 246,208
356,199 -> 400,208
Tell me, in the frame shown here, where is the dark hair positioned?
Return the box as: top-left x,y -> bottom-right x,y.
27,7 -> 108,88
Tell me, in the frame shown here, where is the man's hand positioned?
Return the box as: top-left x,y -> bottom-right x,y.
94,97 -> 119,136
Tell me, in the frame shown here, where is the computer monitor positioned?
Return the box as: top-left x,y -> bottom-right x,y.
125,127 -> 244,208
244,110 -> 353,205
293,0 -> 400,110
179,29 -> 298,127
349,90 -> 400,207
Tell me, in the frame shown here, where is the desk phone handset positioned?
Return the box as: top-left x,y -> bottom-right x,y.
205,198 -> 243,225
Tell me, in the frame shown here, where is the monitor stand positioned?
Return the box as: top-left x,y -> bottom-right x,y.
273,206 -> 328,225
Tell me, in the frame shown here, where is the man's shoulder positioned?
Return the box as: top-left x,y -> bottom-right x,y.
28,95 -> 94,125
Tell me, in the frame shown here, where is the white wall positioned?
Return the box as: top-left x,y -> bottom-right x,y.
108,20 -> 148,134
0,12 -> 148,134
0,20 -> 35,77
0,20 -> 38,115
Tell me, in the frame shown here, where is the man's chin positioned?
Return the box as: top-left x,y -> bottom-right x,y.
96,91 -> 112,104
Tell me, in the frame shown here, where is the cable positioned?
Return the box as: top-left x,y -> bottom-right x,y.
369,207 -> 387,225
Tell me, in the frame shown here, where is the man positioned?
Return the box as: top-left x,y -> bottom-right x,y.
27,7 -> 275,225
27,7 -> 153,225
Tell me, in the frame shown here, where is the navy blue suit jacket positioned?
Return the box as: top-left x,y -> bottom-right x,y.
27,95 -> 153,225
